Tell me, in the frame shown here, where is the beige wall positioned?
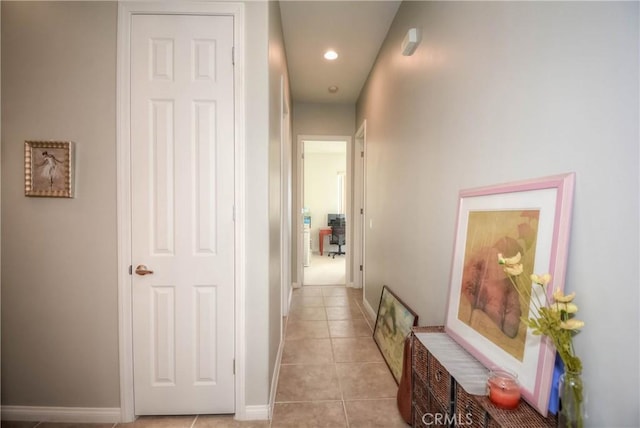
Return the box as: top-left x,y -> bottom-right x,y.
292,103 -> 355,138
242,0 -> 271,407
357,1 -> 639,425
1,0 -> 279,413
267,0 -> 291,402
1,1 -> 119,407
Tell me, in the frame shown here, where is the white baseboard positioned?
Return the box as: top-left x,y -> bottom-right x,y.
239,323 -> 283,422
362,296 -> 377,323
2,404 -> 270,423
268,334 -> 286,420
241,405 -> 270,421
292,282 -> 300,289
288,286 -> 294,310
1,405 -> 121,423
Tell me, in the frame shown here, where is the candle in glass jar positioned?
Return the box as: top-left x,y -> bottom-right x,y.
487,368 -> 521,409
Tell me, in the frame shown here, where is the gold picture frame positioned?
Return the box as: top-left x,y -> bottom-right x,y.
25,141 -> 74,198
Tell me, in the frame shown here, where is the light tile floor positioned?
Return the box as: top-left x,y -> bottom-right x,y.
2,286 -> 406,428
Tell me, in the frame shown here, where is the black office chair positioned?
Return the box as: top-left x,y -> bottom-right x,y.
327,219 -> 345,258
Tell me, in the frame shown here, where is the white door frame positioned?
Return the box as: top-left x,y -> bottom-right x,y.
296,135 -> 353,287
116,2 -> 246,422
280,76 -> 292,319
353,121 -> 367,290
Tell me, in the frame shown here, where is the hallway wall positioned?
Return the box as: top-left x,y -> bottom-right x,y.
1,0 -> 277,415
356,1 -> 639,426
1,1 -> 120,407
267,0 -> 291,407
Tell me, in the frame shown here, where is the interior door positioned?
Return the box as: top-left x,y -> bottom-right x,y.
130,13 -> 235,415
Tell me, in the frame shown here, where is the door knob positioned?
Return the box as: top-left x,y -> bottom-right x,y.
135,264 -> 154,275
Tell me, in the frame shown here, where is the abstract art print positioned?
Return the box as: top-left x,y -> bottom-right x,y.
445,173 -> 575,415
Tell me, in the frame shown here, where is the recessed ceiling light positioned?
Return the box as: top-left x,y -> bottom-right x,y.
324,50 -> 338,61
328,86 -> 339,93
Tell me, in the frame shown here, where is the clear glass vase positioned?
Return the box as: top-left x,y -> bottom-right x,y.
558,370 -> 586,428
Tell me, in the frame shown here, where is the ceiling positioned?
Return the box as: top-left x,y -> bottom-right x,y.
279,1 -> 401,104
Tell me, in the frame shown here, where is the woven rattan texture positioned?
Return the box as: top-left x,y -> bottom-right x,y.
411,327 -> 557,428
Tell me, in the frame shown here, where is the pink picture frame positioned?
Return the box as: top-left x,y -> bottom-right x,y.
444,173 -> 575,416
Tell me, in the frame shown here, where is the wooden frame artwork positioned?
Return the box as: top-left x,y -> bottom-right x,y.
444,173 -> 575,415
25,141 -> 74,198
373,285 -> 418,384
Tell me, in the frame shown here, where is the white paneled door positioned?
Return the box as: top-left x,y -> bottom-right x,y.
130,14 -> 235,415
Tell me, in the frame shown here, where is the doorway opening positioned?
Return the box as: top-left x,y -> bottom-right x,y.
298,137 -> 352,286
353,121 -> 366,293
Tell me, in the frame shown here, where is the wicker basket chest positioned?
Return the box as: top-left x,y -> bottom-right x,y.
411,327 -> 557,428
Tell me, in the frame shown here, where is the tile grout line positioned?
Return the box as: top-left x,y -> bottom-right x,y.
322,287 -> 350,427
278,286 -> 365,427
326,298 -> 351,428
323,292 -> 351,428
274,399 -> 344,404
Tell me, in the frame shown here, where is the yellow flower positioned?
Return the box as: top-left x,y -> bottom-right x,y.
531,273 -> 552,286
551,302 -> 579,314
498,252 -> 524,276
553,288 -> 576,303
560,319 -> 585,330
503,263 -> 524,276
497,258 -> 584,378
498,252 -> 521,266
497,245 -> 585,427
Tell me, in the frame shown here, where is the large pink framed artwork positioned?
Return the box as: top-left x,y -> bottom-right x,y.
444,173 -> 575,416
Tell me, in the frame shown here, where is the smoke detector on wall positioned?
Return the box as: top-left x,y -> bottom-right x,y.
401,28 -> 421,56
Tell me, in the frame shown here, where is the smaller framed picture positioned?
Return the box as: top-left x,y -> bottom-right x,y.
373,285 -> 418,384
25,141 -> 74,198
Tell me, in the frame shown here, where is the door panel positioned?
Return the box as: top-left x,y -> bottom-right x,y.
131,14 -> 235,415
